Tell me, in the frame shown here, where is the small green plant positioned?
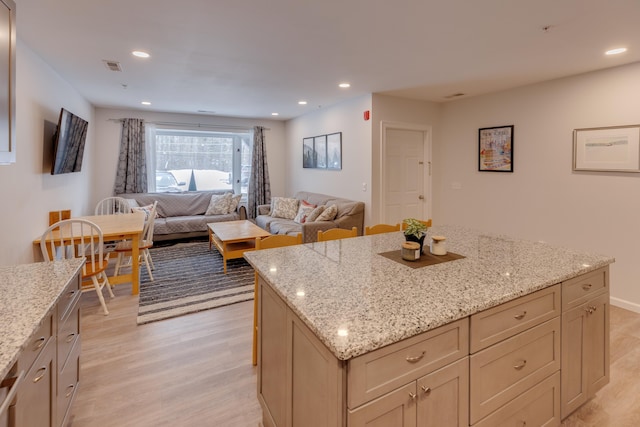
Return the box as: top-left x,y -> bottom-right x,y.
403,218 -> 429,239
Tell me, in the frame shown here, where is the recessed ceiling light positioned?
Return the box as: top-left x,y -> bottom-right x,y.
605,47 -> 627,55
298,101 -> 307,105
132,50 -> 150,58
141,101 -> 151,105
339,83 -> 351,88
271,112 -> 279,116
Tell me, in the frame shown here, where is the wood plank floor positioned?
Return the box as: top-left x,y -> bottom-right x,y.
71,284 -> 640,426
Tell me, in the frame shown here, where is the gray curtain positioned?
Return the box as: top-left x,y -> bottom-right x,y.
113,118 -> 148,194
247,126 -> 271,219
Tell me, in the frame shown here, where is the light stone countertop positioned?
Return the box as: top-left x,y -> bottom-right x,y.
244,225 -> 615,361
0,259 -> 84,379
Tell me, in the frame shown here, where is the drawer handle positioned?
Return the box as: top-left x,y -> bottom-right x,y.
33,337 -> 46,351
66,333 -> 76,343
65,384 -> 75,398
408,392 -> 417,400
513,311 -> 527,320
406,351 -> 426,363
68,290 -> 77,298
421,386 -> 431,394
513,360 -> 527,370
33,366 -> 48,383
584,305 -> 598,315
582,283 -> 592,291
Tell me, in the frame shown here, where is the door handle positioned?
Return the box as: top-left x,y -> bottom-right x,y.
418,195 -> 424,200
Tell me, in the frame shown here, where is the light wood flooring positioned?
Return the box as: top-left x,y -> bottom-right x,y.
71,284 -> 640,427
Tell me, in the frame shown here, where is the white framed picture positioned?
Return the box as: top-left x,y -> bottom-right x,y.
573,125 -> 640,172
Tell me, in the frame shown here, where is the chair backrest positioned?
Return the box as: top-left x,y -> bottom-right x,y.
95,197 -> 131,215
365,223 -> 400,235
40,219 -> 105,277
317,227 -> 358,242
401,219 -> 432,230
256,233 -> 302,250
141,201 -> 158,242
49,209 -> 71,226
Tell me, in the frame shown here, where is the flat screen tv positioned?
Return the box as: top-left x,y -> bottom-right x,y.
51,108 -> 88,174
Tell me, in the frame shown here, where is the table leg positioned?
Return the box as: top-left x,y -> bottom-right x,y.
131,233 -> 140,295
222,242 -> 228,274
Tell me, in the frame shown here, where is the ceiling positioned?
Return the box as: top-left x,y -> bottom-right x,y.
17,0 -> 640,121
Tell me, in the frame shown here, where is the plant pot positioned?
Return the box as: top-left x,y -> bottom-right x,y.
405,233 -> 426,254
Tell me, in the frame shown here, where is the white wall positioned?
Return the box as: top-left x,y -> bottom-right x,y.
436,62 -> 640,311
0,41 -> 94,266
92,108 -> 287,211
285,95 -> 373,222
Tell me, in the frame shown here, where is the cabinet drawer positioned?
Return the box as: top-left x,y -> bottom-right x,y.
562,267 -> 608,311
470,317 -> 560,424
348,318 -> 468,408
470,285 -> 560,353
57,336 -> 81,427
18,314 -> 53,373
58,274 -> 81,322
57,301 -> 80,369
473,372 -> 560,427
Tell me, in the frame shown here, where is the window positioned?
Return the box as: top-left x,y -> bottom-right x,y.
147,127 -> 252,197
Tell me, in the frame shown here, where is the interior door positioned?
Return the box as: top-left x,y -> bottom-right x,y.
383,127 -> 429,224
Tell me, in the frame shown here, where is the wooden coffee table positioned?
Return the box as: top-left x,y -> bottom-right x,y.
208,220 -> 271,273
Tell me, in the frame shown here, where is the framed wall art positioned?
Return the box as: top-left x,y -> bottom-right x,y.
302,132 -> 342,170
573,125 -> 640,172
479,125 -> 514,172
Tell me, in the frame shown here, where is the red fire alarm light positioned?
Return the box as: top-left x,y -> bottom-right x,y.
363,110 -> 370,121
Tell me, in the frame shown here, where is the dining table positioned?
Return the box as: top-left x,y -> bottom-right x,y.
35,212 -> 146,295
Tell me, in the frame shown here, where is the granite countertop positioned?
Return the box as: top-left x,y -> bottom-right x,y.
0,259 -> 84,379
244,225 -> 615,361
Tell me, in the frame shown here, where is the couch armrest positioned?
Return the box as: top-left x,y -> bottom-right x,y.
300,221 -> 338,243
237,204 -> 247,220
257,204 -> 271,216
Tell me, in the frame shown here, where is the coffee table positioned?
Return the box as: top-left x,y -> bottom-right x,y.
208,220 -> 271,273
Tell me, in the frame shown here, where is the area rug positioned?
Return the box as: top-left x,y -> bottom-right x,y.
137,241 -> 254,325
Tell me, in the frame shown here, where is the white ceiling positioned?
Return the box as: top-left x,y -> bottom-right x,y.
17,0 -> 640,121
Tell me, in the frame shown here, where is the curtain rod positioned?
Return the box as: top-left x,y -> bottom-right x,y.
108,118 -> 269,131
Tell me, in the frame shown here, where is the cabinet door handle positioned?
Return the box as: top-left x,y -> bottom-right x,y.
408,392 -> 417,400
405,351 -> 426,363
421,386 -> 431,394
513,311 -> 527,320
66,333 -> 76,343
33,337 -> 46,351
65,384 -> 75,398
33,366 -> 48,383
582,283 -> 592,291
513,360 -> 527,370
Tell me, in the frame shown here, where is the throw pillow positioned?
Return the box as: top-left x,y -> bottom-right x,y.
206,193 -> 233,215
124,198 -> 140,209
229,193 -> 242,213
306,205 -> 325,222
293,200 -> 317,224
316,204 -> 338,221
271,197 -> 299,220
131,204 -> 158,220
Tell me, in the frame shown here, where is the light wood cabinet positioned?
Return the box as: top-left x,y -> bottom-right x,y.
561,288 -> 609,418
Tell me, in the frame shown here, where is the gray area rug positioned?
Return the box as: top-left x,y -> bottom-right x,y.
137,241 -> 254,325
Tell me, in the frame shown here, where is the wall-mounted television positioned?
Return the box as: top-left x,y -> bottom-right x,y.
51,108 -> 88,175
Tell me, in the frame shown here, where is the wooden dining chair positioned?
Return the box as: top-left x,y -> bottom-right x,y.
252,233 -> 303,366
113,201 -> 158,281
48,209 -> 71,226
401,219 -> 433,230
40,219 -> 113,315
365,223 -> 400,235
317,227 -> 358,242
94,196 -> 131,215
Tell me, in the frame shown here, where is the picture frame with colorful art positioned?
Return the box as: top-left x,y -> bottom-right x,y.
479,125 -> 514,172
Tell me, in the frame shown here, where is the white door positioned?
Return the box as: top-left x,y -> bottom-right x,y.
382,126 -> 430,224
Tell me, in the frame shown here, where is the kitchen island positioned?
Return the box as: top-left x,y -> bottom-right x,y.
244,225 -> 614,427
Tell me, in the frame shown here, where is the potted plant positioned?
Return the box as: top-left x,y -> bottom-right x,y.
403,218 -> 429,253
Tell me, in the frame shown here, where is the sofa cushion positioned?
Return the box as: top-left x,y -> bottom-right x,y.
306,205 -> 325,222
154,213 -> 239,235
131,204 -> 158,219
271,197 -> 299,219
268,219 -> 303,236
316,204 -> 338,221
206,193 -> 234,215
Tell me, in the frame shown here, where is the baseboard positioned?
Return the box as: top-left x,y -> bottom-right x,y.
610,296 -> 640,314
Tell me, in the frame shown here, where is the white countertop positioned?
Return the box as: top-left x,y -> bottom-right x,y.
244,225 -> 615,361
0,259 -> 84,379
